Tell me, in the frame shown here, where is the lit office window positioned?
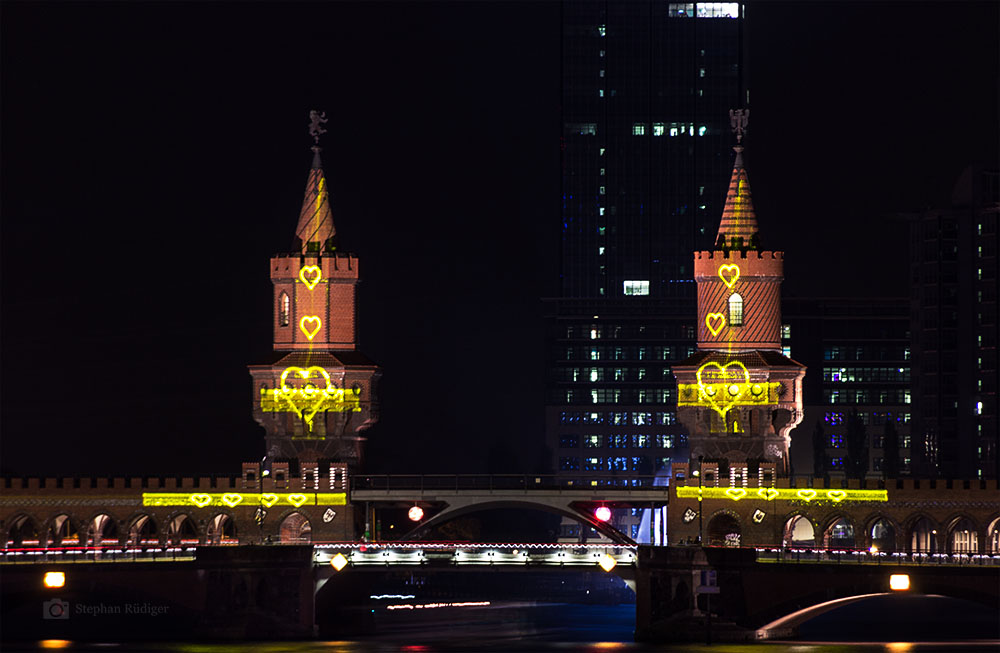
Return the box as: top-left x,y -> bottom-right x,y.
597,25 -> 606,37
623,280 -> 650,296
653,123 -> 665,136
781,324 -> 791,339
560,457 -> 580,471
697,3 -> 739,18
782,346 -> 792,358
632,123 -> 646,136
667,3 -> 695,18
698,125 -> 707,136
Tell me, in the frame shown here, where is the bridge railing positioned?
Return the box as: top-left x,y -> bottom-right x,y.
351,474 -> 664,492
754,547 -> 1000,567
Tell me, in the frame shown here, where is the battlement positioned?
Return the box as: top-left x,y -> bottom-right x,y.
694,250 -> 784,261
270,253 -> 359,281
694,250 -> 784,280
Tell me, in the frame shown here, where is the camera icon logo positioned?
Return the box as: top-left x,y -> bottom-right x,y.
43,598 -> 69,619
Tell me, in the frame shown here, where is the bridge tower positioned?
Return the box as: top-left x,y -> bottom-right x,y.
248,116 -> 380,470
673,117 -> 804,477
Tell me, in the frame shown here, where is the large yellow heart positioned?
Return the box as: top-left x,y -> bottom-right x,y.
796,489 -> 817,502
287,494 -> 308,508
299,266 -> 322,290
718,264 -> 740,288
757,487 -> 779,501
299,315 -> 322,341
189,493 -> 212,508
260,493 -> 279,508
696,360 -> 749,417
221,493 -> 244,508
724,487 -> 747,501
278,366 -> 337,430
827,490 -> 847,503
705,313 -> 726,337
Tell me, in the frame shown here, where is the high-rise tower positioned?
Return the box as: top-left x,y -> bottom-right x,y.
673,126 -> 804,477
249,116 -> 379,469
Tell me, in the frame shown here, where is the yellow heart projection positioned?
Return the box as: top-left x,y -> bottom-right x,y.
705,313 -> 726,337
718,264 -> 740,288
299,265 -> 322,290
260,366 -> 361,432
299,315 -> 322,340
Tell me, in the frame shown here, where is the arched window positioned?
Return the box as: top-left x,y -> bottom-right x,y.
728,293 -> 743,326
279,292 -> 290,327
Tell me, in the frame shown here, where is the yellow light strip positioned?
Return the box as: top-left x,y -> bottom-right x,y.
675,486 -> 887,503
142,492 -> 346,508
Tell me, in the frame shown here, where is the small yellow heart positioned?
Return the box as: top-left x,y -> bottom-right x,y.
221,493 -> 244,508
299,316 -> 322,341
190,493 -> 212,508
299,265 -> 322,290
287,493 -> 308,508
718,264 -> 740,288
796,489 -> 817,502
724,487 -> 747,501
260,493 -> 279,508
757,487 -> 780,501
827,489 -> 847,503
705,313 -> 726,337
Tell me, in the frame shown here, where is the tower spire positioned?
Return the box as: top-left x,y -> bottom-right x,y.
295,110 -> 335,253
715,109 -> 759,250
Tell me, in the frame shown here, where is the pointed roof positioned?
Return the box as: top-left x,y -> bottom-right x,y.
715,145 -> 759,246
294,148 -> 335,252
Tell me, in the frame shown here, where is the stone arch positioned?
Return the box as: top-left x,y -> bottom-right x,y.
125,513 -> 158,547
86,513 -> 120,547
783,513 -> 817,548
865,515 -> 898,553
402,499 -> 635,545
44,514 -> 80,547
6,513 -> 41,547
987,516 -> 1000,555
165,512 -> 199,546
206,512 -> 238,545
278,511 -> 312,543
821,514 -> 856,549
946,515 -> 979,554
905,514 -> 940,554
706,511 -> 741,547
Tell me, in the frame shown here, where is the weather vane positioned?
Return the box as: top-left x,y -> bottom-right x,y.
729,108 -> 749,143
309,110 -> 328,149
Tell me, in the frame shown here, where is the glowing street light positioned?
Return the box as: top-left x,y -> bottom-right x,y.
598,554 -> 617,572
594,506 -> 612,522
889,574 -> 910,591
407,505 -> 424,522
43,571 -> 65,589
330,553 -> 349,571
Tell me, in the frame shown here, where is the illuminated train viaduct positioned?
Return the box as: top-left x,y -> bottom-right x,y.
2,120 -> 999,641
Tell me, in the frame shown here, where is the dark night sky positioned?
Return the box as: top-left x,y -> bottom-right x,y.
1,2 -> 997,478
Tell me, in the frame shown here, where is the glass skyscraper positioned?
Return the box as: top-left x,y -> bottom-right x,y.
547,1 -> 747,539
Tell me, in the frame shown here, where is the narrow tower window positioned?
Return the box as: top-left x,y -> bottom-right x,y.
279,292 -> 290,327
728,293 -> 743,327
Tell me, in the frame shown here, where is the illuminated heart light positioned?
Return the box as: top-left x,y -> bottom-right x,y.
189,493 -> 212,508
827,490 -> 848,503
696,360 -> 750,416
299,265 -> 322,290
260,493 -> 279,508
299,315 -> 322,341
705,313 -> 726,337
718,264 -> 740,288
221,493 -> 243,508
757,487 -> 780,501
287,493 -> 308,507
724,487 -> 747,501
277,366 -> 338,430
796,489 -> 817,502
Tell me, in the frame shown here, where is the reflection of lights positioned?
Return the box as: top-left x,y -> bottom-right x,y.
705,312 -> 726,336
299,315 -> 322,340
889,574 -> 910,591
408,506 -> 424,522
594,506 -> 612,522
886,643 -> 914,652
387,601 -> 491,610
298,265 -> 322,290
869,546 -> 879,554
675,486 -> 887,503
40,642 -> 72,650
43,571 -> 65,588
598,554 -> 617,572
330,553 -> 349,571
371,594 -> 415,600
